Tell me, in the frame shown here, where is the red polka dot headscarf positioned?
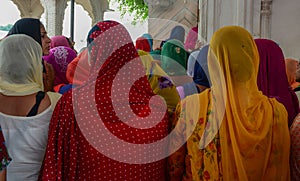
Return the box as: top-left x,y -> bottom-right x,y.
87,20 -> 139,78
81,20 -> 168,132
39,21 -> 170,180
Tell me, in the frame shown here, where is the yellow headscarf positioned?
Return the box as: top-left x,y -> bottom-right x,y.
0,34 -> 44,96
138,50 -> 180,115
207,26 -> 290,180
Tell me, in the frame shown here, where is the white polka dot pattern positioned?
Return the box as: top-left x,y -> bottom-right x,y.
39,21 -> 168,181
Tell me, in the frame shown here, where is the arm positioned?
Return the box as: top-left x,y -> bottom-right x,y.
167,103 -> 188,181
43,61 -> 55,92
0,169 -> 6,181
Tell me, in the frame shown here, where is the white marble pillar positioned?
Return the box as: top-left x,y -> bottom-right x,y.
40,0 -> 68,37
198,0 -> 208,43
260,0 -> 272,38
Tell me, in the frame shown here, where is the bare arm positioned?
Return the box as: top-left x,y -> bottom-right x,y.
0,169 -> 6,181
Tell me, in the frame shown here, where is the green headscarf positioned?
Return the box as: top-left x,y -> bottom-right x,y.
161,39 -> 187,76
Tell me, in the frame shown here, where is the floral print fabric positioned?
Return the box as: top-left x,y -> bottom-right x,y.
168,90 -> 222,181
0,126 -> 10,171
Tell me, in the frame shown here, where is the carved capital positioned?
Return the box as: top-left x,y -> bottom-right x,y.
261,0 -> 273,16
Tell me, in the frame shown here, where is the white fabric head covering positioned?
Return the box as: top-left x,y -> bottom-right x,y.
0,34 -> 43,96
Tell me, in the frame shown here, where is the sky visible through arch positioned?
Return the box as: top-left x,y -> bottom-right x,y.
0,0 -> 148,51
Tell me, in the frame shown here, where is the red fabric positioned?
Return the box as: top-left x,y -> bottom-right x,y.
39,21 -> 169,180
66,48 -> 90,86
135,37 -> 151,52
53,83 -> 64,93
255,39 -> 299,127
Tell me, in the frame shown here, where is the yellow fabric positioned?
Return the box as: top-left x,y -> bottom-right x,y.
208,26 -> 290,180
0,34 -> 61,106
168,26 -> 290,181
0,34 -> 44,96
46,91 -> 62,111
138,50 -> 180,116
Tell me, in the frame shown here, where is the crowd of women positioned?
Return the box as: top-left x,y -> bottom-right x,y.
0,17 -> 299,181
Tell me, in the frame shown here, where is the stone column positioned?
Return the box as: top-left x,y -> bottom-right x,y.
260,0 -> 272,38
40,0 -> 68,37
198,0 -> 208,43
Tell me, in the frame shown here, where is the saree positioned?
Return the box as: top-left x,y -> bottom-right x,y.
39,21 -> 170,181
255,39 -> 299,127
168,26 -> 290,181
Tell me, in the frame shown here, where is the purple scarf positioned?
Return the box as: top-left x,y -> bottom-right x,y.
255,39 -> 299,127
43,46 -> 77,87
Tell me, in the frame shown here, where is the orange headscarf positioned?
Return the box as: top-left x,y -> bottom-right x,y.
66,48 -> 90,86
285,58 -> 300,90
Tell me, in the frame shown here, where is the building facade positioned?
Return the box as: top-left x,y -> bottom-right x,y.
10,0 -> 300,59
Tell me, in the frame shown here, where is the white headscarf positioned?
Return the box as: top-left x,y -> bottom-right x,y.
0,34 -> 43,96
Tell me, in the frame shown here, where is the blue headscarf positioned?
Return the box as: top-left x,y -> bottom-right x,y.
178,45 -> 210,99
160,25 -> 185,48
193,45 -> 210,87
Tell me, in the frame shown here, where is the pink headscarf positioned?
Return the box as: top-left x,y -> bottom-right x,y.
50,35 -> 70,49
43,46 -> 77,91
184,26 -> 198,51
255,39 -> 299,127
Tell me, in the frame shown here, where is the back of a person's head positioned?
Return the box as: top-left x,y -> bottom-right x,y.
50,35 -> 70,49
207,25 -> 291,181
169,25 -> 185,43
194,45 -> 210,88
135,37 -> 151,52
141,33 -> 153,50
7,18 -> 42,46
86,20 -> 137,77
255,38 -> 288,92
210,26 -> 258,83
255,38 -> 299,126
161,39 -> 187,76
0,34 -> 42,86
184,26 -> 198,51
285,58 -> 299,86
43,46 -> 77,86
